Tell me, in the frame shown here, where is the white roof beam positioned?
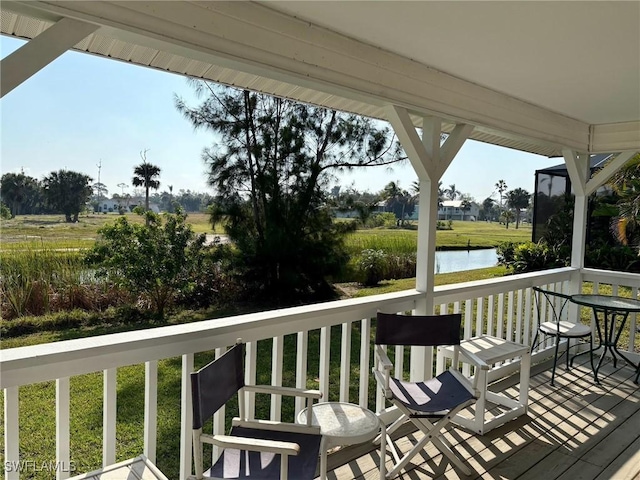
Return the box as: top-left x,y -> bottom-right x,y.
0,17 -> 99,98
9,1 -> 588,152
591,122 -> 640,153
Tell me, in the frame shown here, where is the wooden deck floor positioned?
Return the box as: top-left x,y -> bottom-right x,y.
328,358 -> 640,480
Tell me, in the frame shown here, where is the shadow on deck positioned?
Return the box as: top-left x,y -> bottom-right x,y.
328,358 -> 640,480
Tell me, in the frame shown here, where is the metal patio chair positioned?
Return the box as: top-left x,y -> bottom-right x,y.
532,286 -> 594,386
373,312 -> 480,478
190,341 -> 322,480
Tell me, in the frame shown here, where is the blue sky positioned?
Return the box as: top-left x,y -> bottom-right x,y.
1,35 -> 558,202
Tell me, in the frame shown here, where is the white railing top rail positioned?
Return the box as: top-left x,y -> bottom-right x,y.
433,267 -> 576,304
581,268 -> 640,287
0,289 -> 421,389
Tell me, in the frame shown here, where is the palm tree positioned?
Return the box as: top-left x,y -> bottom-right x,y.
43,169 -> 93,222
446,184 -> 460,201
505,188 -> 530,229
460,198 -> 472,221
132,150 -> 161,219
495,179 -> 508,209
481,197 -> 496,221
500,209 -> 515,229
608,154 -> 640,252
382,181 -> 414,225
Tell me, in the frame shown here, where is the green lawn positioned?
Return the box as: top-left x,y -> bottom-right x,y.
346,220 -> 531,252
0,212 -> 219,250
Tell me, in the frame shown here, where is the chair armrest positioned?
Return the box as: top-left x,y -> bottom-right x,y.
243,385 -> 322,399
458,348 -> 490,371
375,345 -> 393,370
202,433 -> 300,456
232,418 -> 321,435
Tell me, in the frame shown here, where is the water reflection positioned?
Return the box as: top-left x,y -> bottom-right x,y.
435,249 -> 498,274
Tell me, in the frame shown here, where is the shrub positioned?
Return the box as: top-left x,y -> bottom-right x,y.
86,208 -> 210,318
498,241 -> 568,273
365,212 -> 397,229
0,201 -> 11,219
586,243 -> 640,273
357,249 -> 387,286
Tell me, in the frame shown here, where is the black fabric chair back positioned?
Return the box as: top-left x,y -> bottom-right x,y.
376,312 -> 462,347
191,343 -> 245,429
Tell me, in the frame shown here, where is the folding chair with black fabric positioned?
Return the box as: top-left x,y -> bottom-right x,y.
190,341 -> 323,480
532,286 -> 595,386
373,312 -> 483,478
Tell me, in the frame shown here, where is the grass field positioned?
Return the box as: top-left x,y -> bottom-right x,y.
1,215 -> 529,251
0,212 -> 218,250
345,220 -> 532,254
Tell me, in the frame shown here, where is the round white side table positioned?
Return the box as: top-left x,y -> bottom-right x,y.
297,401 -> 385,480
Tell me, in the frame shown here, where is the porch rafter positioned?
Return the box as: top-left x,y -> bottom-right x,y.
585,151 -> 638,196
0,17 -> 99,98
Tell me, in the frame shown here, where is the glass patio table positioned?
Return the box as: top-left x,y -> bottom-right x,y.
570,294 -> 640,384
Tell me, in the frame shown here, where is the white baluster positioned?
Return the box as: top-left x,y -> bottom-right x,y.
319,327 -> 331,401
339,323 -> 352,403
103,368 -> 117,467
180,354 -> 193,480
271,336 -> 284,421
56,377 -> 70,480
144,361 -> 158,463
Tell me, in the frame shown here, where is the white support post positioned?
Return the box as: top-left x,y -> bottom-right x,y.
103,369 -> 117,467
386,108 -> 472,381
180,354 -> 194,480
359,318 -> 371,408
295,332 -> 309,415
563,150 -> 590,299
1,18 -> 99,98
144,361 -> 158,463
319,326 -> 331,401
56,377 -> 70,480
4,387 -> 19,480
339,323 -> 352,403
270,336 -> 284,421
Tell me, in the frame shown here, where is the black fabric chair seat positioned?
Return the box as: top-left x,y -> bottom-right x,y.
389,371 -> 475,414
206,427 -> 321,479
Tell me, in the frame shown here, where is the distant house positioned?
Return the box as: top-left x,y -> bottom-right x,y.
438,200 -> 479,221
96,198 -> 121,213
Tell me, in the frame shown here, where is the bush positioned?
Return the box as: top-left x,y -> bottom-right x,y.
586,243 -> 640,273
357,249 -> 387,286
86,208 -> 211,318
365,212 -> 397,229
0,201 -> 11,219
497,241 -> 568,273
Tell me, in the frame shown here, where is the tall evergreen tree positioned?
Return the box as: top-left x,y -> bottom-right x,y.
175,83 -> 403,300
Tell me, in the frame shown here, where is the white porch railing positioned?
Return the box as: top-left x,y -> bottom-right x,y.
2,267 -> 638,480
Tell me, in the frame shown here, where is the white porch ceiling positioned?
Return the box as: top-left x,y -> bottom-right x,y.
1,1 -> 639,158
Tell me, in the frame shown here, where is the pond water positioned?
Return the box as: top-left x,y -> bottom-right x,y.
435,248 -> 498,274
